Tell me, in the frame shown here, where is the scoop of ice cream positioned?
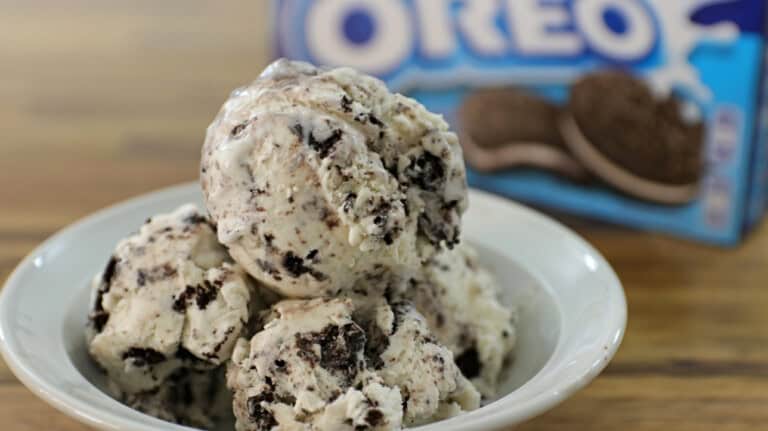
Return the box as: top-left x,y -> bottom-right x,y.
227,298 -> 479,431
363,300 -> 481,425
115,368 -> 232,429
402,243 -> 516,397
86,204 -> 264,425
201,59 -> 468,298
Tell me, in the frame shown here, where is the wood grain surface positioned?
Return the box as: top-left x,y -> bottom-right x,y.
1,2 -> 767,430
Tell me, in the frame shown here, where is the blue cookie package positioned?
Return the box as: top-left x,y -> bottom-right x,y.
272,0 -> 768,245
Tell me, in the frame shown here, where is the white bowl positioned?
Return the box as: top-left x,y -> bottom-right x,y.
0,183 -> 626,431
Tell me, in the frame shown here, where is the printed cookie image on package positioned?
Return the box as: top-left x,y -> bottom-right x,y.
559,70 -> 705,205
457,87 -> 587,181
272,0 -> 768,245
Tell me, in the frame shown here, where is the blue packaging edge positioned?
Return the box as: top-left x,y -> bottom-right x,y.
271,0 -> 768,245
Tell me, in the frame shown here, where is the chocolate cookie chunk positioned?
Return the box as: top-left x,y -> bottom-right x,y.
458,87 -> 587,179
561,70 -> 704,204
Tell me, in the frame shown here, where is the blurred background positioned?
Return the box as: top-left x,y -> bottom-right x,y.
1,1 -> 767,430
1,1 -> 270,211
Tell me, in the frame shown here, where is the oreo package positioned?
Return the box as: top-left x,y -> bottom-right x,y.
272,0 -> 768,245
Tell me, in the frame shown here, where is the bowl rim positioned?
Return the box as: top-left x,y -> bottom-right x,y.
0,182 -> 627,431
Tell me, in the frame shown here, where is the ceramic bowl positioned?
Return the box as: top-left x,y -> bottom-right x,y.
0,183 -> 626,430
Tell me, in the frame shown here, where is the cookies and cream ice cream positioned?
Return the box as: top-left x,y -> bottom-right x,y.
85,59 -> 516,430
226,298 -> 479,431
403,243 -> 516,397
201,59 -> 468,298
86,204 -> 263,426
118,368 -> 231,429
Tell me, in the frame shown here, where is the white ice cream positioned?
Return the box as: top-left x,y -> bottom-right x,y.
403,243 -> 516,397
226,298 -> 479,431
86,204 -> 263,426
118,368 -> 232,429
201,59 -> 468,298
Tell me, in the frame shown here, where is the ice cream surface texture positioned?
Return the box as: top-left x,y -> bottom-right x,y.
403,243 -> 516,397
227,297 -> 479,431
87,204 -> 262,427
119,368 -> 231,428
83,59 -> 515,430
201,59 -> 468,298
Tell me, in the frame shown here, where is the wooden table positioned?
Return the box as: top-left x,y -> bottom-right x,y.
1,2 -> 766,430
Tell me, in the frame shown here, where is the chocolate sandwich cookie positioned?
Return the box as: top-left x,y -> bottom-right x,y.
458,87 -> 587,179
560,70 -> 704,204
